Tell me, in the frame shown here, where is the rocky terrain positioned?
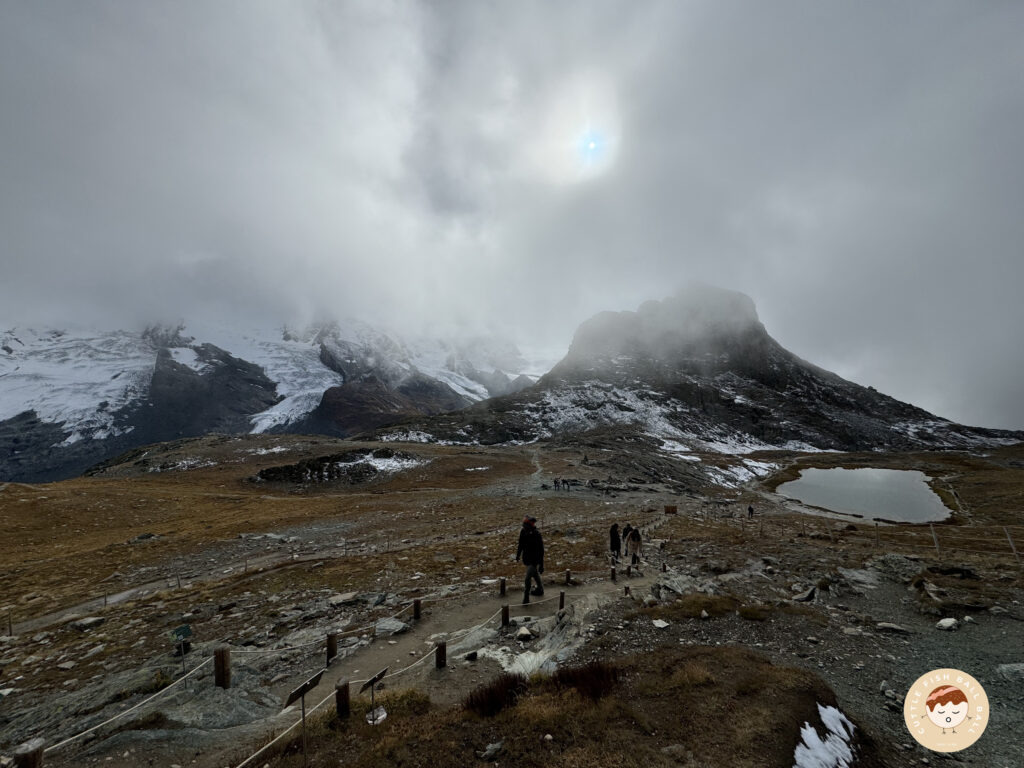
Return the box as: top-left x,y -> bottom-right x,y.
1,436 -> 1022,767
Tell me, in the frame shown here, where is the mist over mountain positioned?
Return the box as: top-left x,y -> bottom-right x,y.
372,287 -> 1024,453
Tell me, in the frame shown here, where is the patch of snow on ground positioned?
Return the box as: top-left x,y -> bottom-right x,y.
742,459 -> 779,476
148,457 -> 217,473
465,466 -> 490,472
379,430 -> 435,443
361,455 -> 425,473
248,446 -> 289,455
793,704 -> 856,768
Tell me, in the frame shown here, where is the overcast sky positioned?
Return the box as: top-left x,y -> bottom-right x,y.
2,1 -> 1023,429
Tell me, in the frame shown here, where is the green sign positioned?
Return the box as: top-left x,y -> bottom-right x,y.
172,624 -> 192,641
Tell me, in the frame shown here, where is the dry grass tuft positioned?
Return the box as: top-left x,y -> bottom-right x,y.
550,660 -> 618,700
463,672 -> 528,717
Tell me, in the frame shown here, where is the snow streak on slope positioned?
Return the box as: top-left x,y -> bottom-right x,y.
184,323 -> 344,433
0,328 -> 154,443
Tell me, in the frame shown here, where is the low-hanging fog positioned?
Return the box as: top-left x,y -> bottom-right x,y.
2,2 -> 1023,429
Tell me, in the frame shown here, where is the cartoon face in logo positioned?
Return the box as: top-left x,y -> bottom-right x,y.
925,685 -> 969,734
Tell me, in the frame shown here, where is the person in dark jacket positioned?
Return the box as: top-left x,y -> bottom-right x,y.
609,523 -> 621,563
515,516 -> 544,604
621,523 -> 633,549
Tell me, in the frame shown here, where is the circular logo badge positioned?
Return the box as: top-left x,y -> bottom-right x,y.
904,668 -> 989,752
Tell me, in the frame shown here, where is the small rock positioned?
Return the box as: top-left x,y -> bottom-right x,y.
516,626 -> 534,641
935,618 -> 959,631
699,610 -> 709,620
806,637 -> 820,644
465,651 -> 478,661
477,740 -> 503,760
875,622 -> 912,635
879,680 -> 888,693
68,617 -> 105,632
792,586 -> 816,603
652,619 -> 670,628
329,592 -> 358,607
56,661 -> 76,670
543,734 -> 553,742
988,606 -> 1008,615
962,615 -> 975,624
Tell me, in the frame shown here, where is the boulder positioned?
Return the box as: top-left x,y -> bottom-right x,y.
68,616 -> 105,631
374,618 -> 409,637
516,626 -> 534,641
935,618 -> 959,631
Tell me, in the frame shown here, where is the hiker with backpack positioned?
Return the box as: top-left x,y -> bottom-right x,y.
626,526 -> 643,566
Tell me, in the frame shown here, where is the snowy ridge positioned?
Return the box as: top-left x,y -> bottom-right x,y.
0,328 -> 154,443
0,321 -> 542,457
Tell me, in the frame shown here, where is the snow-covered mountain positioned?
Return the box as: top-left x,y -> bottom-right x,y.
0,321 -> 541,481
367,286 -> 1024,454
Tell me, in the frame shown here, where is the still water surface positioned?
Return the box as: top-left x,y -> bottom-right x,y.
776,467 -> 950,523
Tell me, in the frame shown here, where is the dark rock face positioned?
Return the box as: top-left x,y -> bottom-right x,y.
290,374 -> 471,438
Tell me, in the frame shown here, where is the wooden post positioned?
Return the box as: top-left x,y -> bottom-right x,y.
801,519 -> 806,538
626,565 -> 631,577
624,585 -> 630,596
413,598 -> 422,621
662,562 -> 667,572
335,679 -> 350,720
214,646 -> 231,689
501,605 -> 510,627
103,592 -> 107,608
611,566 -> 616,582
930,524 -> 941,556
559,591 -> 565,610
326,633 -> 338,665
13,738 -> 44,768
499,577 -> 506,597
435,641 -> 447,669
565,569 -> 571,585
176,573 -> 182,589
1005,526 -> 1021,565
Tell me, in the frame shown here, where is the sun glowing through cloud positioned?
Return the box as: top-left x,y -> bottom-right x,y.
528,74 -> 621,185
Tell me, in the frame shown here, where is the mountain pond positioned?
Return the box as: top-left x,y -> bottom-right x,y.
776,467 -> 951,523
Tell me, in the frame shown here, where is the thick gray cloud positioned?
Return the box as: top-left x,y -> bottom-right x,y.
2,1 -> 1022,428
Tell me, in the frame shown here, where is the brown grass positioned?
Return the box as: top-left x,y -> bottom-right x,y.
243,645 -> 883,768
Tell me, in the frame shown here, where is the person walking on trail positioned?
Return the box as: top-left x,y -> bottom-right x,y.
748,504 -> 754,519
621,523 -> 633,549
626,526 -> 643,566
515,516 -> 544,604
609,523 -> 621,563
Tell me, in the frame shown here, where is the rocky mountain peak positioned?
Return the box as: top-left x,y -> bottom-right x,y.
554,285 -> 776,384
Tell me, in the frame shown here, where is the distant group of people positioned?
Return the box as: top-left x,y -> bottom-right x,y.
513,515 -> 646,605
553,477 -> 573,491
609,522 -> 643,566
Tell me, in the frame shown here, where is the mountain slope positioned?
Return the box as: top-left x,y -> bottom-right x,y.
368,286 -> 1023,454
0,322 -> 538,481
